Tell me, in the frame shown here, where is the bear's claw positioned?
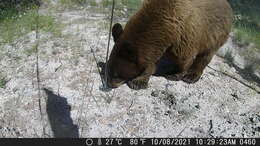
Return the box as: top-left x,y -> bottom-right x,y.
127,79 -> 148,90
164,73 -> 185,81
182,72 -> 201,84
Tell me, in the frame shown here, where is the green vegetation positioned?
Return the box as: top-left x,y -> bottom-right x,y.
0,76 -> 7,88
0,1 -> 62,44
228,0 -> 260,83
0,9 -> 62,43
0,0 -> 40,20
24,44 -> 38,56
229,0 -> 260,50
58,0 -> 106,8
233,26 -> 260,49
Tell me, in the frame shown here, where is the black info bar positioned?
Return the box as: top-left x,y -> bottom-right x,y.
0,138 -> 258,146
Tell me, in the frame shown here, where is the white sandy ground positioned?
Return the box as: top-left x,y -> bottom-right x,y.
0,9 -> 259,138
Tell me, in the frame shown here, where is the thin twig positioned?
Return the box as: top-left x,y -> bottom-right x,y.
207,65 -> 260,94
91,46 -> 105,87
176,126 -> 187,137
105,0 -> 116,86
77,60 -> 94,127
128,99 -> 134,110
208,120 -> 214,137
35,4 -> 46,138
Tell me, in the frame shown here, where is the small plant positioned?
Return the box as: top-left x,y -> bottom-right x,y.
101,0 -> 113,8
89,0 -> 97,7
224,50 -> 234,63
24,45 -> 37,56
0,76 -> 7,88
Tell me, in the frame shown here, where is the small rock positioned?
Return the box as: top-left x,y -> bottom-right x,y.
231,93 -> 239,100
255,127 -> 260,132
195,104 -> 200,109
164,110 -> 171,116
249,117 -> 254,123
227,120 -> 232,124
239,113 -> 246,116
151,90 -> 159,97
161,90 -> 167,95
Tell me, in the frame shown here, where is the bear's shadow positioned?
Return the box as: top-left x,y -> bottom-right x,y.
44,88 -> 79,138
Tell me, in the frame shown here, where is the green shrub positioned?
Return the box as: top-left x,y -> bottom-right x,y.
0,77 -> 7,88
0,8 -> 62,43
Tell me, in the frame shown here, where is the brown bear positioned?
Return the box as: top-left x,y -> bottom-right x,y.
102,0 -> 233,90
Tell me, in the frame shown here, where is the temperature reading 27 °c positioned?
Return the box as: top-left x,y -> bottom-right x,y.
105,138 -> 123,145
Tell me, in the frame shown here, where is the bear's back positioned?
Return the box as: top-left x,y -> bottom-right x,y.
192,0 -> 233,51
121,0 -> 232,59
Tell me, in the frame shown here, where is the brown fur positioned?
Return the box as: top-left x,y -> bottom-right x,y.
105,0 -> 233,90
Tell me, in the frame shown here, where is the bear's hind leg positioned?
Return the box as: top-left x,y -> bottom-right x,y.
164,56 -> 194,81
182,51 -> 215,84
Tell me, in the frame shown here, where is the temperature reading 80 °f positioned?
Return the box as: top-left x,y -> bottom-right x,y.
129,138 -> 147,145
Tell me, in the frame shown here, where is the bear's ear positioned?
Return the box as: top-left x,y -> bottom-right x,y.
112,23 -> 123,42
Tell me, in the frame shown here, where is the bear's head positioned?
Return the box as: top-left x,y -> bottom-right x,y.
104,23 -> 143,88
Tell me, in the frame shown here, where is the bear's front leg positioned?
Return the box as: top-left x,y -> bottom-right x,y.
127,64 -> 156,90
127,76 -> 149,90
